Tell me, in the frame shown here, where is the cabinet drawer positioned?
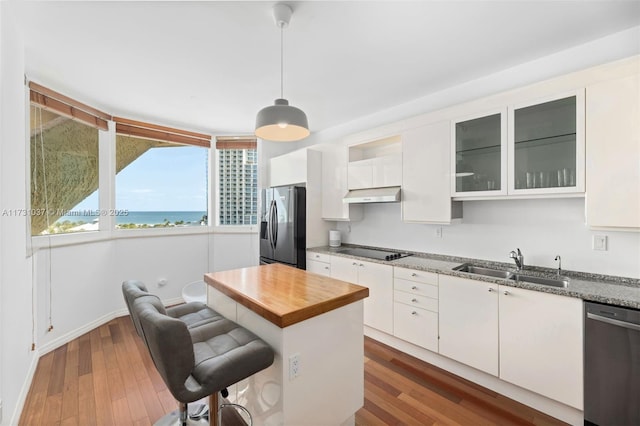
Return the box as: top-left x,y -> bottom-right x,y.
394,267 -> 438,285
306,252 -> 331,263
307,259 -> 331,277
394,278 -> 438,299
393,303 -> 438,352
394,291 -> 438,312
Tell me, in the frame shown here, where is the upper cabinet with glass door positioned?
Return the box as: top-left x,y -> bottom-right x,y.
508,90 -> 585,195
453,90 -> 585,199
452,109 -> 507,197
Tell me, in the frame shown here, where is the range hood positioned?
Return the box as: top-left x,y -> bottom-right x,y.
343,186 -> 401,204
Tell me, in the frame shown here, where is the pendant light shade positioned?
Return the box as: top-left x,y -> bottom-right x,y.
255,98 -> 309,142
255,4 -> 309,142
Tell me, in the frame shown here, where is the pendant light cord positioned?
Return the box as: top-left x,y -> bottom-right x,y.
280,23 -> 284,99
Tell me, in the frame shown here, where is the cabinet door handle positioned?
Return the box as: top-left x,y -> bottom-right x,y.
411,311 -> 418,316
315,254 -> 320,258
352,262 -> 358,266
411,273 -> 418,277
411,298 -> 419,303
359,263 -> 364,267
488,288 -> 494,292
411,286 -> 418,290
503,290 -> 510,296
324,266 -> 329,270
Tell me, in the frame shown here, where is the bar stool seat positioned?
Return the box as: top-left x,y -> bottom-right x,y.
122,280 -> 223,336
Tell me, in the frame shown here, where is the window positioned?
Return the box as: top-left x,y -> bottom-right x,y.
114,118 -> 210,229
27,84 -> 214,236
29,83 -> 109,235
215,137 -> 258,226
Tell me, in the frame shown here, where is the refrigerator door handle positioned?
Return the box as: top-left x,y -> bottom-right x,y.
272,202 -> 278,248
268,200 -> 276,250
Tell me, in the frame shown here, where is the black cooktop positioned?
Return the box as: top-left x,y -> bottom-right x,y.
336,247 -> 412,261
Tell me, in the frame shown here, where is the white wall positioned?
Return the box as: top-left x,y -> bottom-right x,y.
33,231 -> 259,354
295,26 -> 640,280
0,3 -> 37,424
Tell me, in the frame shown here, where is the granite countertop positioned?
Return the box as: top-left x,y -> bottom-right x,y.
308,244 -> 640,310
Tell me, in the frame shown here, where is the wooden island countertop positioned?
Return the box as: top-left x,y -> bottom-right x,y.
204,263 -> 369,328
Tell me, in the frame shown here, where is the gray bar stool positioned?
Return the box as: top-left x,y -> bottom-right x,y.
125,282 -> 274,425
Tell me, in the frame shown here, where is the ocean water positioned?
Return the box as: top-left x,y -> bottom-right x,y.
56,211 -> 207,226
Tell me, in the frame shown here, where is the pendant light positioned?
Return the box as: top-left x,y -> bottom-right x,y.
255,4 -> 309,142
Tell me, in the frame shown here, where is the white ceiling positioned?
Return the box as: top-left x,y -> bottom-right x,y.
15,1 -> 640,136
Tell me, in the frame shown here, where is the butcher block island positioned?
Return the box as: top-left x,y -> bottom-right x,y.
204,263 -> 369,426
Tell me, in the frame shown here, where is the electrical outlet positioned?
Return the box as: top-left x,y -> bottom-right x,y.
289,353 -> 301,380
593,235 -> 608,251
157,279 -> 168,287
435,227 -> 443,238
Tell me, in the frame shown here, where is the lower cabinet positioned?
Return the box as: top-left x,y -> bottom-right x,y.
393,267 -> 439,352
439,275 -> 499,376
499,286 -> 583,410
439,275 -> 582,408
325,256 -> 584,409
330,256 -> 393,334
306,252 -> 331,276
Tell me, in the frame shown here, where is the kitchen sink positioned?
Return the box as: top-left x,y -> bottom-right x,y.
510,274 -> 569,288
453,263 -> 513,279
453,263 -> 570,288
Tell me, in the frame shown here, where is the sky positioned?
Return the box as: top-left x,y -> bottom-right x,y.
75,146 -> 208,212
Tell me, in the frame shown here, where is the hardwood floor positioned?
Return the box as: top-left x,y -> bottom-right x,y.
20,316 -> 567,425
358,337 -> 566,426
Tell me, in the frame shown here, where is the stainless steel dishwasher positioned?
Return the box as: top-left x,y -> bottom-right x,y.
584,301 -> 640,426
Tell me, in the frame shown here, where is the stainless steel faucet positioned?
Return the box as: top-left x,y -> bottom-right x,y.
555,255 -> 562,276
509,248 -> 524,271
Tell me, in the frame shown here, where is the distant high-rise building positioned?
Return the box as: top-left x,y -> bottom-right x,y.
217,148 -> 258,225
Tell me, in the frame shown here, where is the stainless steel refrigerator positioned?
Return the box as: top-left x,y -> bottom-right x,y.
259,186 -> 306,269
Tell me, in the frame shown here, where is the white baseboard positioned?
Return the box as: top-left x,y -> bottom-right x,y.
37,311 -> 119,356
36,296 -> 184,356
9,351 -> 39,426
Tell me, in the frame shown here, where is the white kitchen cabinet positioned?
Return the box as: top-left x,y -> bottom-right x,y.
347,155 -> 402,189
452,90 -> 585,198
268,148 -> 331,248
438,275 -> 499,376
347,158 -> 374,190
373,154 -> 402,188
452,109 -> 507,197
402,121 -> 462,223
586,72 -> 640,229
321,145 -> 363,221
393,267 -> 439,352
347,135 -> 402,190
306,252 -> 331,277
269,149 -> 319,187
499,286 -> 583,409
330,256 -> 393,334
508,89 -> 585,195
393,303 -> 438,352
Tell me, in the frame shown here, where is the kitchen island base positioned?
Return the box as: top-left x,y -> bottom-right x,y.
207,281 -> 365,425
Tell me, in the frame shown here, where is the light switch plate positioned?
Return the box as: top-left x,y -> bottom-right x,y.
593,235 -> 608,251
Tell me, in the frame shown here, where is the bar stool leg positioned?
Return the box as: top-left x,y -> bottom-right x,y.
179,402 -> 188,425
209,393 -> 219,426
